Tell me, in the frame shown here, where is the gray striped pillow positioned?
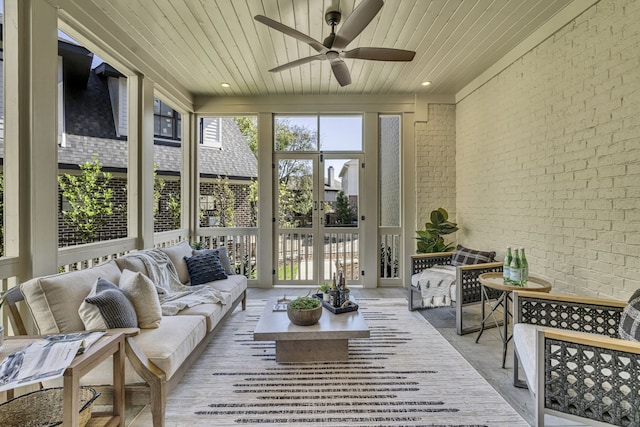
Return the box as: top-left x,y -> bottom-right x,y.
84,278 -> 138,328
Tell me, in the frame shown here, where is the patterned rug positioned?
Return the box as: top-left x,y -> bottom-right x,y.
130,298 -> 528,426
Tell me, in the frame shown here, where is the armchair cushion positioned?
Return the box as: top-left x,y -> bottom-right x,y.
619,288 -> 640,341
450,245 -> 496,266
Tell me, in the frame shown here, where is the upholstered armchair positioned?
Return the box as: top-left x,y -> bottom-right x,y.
513,290 -> 640,426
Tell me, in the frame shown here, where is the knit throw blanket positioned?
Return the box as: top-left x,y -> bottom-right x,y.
412,265 -> 456,308
126,249 -> 230,315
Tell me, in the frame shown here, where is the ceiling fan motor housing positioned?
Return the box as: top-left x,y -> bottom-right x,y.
325,11 -> 341,26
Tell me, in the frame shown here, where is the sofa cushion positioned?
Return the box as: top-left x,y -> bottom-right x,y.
120,269 -> 162,329
81,278 -> 138,329
619,288 -> 640,341
193,246 -> 234,275
131,315 -> 206,380
184,252 -> 228,285
114,254 -> 149,277
205,274 -> 247,303
159,241 -> 193,284
21,261 -> 122,334
513,323 -> 538,395
178,303 -> 225,332
451,245 -> 496,266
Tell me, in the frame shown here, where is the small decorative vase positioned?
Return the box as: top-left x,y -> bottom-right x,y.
287,304 -> 322,326
323,293 -> 330,302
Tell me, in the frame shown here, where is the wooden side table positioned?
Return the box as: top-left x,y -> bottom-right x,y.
1,329 -> 136,426
475,272 -> 552,368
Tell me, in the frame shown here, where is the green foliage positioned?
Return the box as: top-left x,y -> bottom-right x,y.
153,164 -> 165,218
335,190 -> 354,225
211,175 -> 235,227
416,208 -> 459,253
234,117 -> 258,156
58,157 -> 114,242
167,193 -> 181,228
289,296 -> 321,310
318,283 -> 331,293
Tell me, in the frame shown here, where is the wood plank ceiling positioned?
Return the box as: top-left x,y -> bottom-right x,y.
65,0 -> 572,97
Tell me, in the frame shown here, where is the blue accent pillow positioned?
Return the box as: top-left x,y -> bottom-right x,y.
193,247 -> 234,275
184,252 -> 228,285
84,277 -> 138,328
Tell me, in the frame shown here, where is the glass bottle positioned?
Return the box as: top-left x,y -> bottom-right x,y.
503,247 -> 512,284
509,248 -> 522,286
520,248 -> 528,285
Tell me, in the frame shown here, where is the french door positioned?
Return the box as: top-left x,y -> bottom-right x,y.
274,153 -> 363,286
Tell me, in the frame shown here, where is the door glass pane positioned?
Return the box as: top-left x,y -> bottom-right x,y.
319,115 -> 362,151
379,115 -> 400,227
274,116 -> 317,151
277,159 -> 313,228
323,159 -> 358,227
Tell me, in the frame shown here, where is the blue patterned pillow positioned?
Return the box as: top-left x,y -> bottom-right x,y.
193,247 -> 234,275
84,278 -> 138,328
184,252 -> 228,285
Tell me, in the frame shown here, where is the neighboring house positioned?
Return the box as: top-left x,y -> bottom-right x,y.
43,40 -> 257,245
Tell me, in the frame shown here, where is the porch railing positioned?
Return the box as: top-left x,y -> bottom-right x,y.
195,227 -> 258,279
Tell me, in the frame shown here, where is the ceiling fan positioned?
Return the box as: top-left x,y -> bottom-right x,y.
254,0 -> 416,87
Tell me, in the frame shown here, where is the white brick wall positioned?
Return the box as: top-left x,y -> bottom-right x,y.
456,0 -> 640,299
414,104 -> 456,242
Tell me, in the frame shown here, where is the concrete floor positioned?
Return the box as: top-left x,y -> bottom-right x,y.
247,286 -> 584,427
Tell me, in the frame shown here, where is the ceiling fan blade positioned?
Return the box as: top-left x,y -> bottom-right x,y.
254,15 -> 327,53
269,54 -> 325,73
332,0 -> 383,50
343,47 -> 416,62
327,53 -> 352,86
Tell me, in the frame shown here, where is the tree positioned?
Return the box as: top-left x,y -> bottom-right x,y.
211,175 -> 235,227
235,117 -> 258,156
167,193 -> 181,229
235,117 -> 317,228
335,190 -> 354,225
58,156 -> 114,242
153,164 -> 165,219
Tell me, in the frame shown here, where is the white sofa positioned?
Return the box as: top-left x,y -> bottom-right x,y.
5,241 -> 247,427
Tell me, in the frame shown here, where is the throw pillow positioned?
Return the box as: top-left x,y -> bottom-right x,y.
119,269 -> 162,329
193,247 -> 234,275
184,252 -> 228,286
451,245 -> 496,266
619,288 -> 640,342
79,277 -> 138,329
159,241 -> 193,284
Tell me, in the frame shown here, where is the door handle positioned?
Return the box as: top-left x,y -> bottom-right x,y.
314,201 -> 318,211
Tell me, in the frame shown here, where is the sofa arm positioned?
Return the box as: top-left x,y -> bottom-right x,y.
514,290 -> 626,338
536,328 -> 640,426
411,252 -> 454,275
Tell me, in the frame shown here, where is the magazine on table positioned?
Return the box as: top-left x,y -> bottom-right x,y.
0,330 -> 106,393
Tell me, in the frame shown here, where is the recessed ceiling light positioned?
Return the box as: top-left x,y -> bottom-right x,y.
221,82 -> 231,88
421,81 -> 432,87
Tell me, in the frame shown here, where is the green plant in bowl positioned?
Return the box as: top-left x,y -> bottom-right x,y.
289,296 -> 321,310
287,296 -> 322,325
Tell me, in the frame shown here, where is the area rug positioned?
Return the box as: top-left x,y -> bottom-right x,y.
130,298 -> 528,426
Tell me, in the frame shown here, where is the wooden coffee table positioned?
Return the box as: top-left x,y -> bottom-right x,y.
253,297 -> 370,363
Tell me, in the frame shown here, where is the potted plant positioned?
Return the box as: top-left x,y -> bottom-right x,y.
318,283 -> 331,302
287,296 -> 323,326
416,208 -> 459,253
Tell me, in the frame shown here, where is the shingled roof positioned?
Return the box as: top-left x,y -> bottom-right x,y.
57,42 -> 257,179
